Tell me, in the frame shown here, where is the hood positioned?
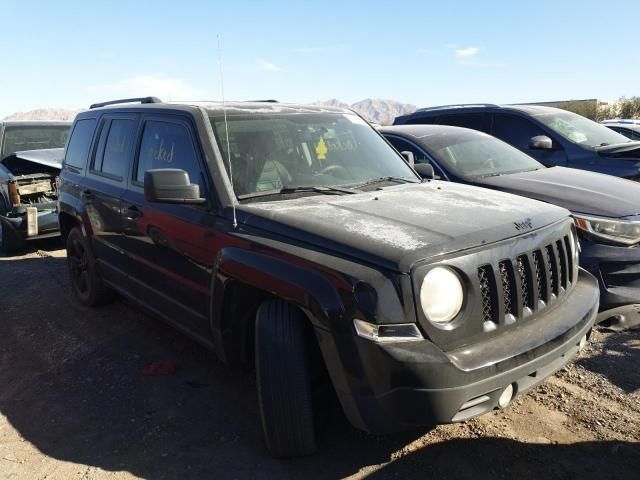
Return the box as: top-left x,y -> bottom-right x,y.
595,141 -> 640,158
238,182 -> 569,273
1,148 -> 64,172
478,167 -> 640,218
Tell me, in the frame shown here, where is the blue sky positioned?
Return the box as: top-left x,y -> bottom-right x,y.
1,0 -> 638,117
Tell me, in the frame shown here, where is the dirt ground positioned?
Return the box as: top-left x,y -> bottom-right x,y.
1,240 -> 638,480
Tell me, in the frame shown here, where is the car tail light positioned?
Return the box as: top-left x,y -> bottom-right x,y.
8,182 -> 20,205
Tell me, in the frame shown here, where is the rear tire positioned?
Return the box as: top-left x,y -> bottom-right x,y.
66,227 -> 112,306
255,300 -> 317,457
0,221 -> 22,254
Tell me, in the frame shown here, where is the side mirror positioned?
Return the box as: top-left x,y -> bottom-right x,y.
414,163 -> 435,180
144,169 -> 206,204
528,135 -> 554,150
400,151 -> 415,166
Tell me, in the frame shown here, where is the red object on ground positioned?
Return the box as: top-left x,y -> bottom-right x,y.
143,361 -> 177,376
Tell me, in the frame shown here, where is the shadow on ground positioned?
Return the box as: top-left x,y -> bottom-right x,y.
0,235 -> 62,258
0,254 -> 638,479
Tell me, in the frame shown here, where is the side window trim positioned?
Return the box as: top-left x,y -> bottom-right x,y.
384,134 -> 449,181
87,113 -> 140,184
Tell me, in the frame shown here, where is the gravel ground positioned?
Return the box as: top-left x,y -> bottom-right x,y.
0,241 -> 638,480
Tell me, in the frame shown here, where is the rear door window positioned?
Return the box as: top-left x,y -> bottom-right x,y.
92,118 -> 137,180
135,120 -> 203,187
491,114 -> 549,150
436,113 -> 489,132
407,115 -> 437,125
64,119 -> 97,169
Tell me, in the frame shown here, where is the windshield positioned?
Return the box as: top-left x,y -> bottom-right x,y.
1,125 -> 70,158
421,130 -> 544,178
535,110 -> 630,147
210,113 -> 418,199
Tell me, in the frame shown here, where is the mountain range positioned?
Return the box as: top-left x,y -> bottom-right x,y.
313,99 -> 416,125
2,99 -> 417,125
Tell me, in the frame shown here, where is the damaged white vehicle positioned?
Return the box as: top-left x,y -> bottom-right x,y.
0,121 -> 70,252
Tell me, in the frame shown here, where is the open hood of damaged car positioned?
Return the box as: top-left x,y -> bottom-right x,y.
238,182 -> 569,273
1,148 -> 64,172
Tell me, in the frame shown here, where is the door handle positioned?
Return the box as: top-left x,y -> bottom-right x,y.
81,189 -> 95,200
124,205 -> 143,219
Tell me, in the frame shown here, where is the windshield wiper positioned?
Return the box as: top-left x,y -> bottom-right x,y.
238,185 -> 360,200
350,176 -> 419,189
280,185 -> 360,195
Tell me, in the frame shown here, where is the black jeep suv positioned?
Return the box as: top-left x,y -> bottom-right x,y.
59,97 -> 599,457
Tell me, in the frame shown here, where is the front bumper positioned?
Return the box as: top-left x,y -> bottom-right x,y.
316,269 -> 599,433
579,238 -> 640,309
0,207 -> 60,241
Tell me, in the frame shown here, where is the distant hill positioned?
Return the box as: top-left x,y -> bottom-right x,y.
313,98 -> 416,125
2,99 -> 418,125
2,108 -> 81,121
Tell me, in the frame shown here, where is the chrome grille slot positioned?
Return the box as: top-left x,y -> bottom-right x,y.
478,265 -> 498,328
545,245 -> 559,297
556,239 -> 568,290
498,260 -> 516,318
517,255 -> 534,311
533,250 -> 547,303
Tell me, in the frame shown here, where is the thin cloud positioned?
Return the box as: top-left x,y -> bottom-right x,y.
258,59 -> 282,72
86,73 -> 203,100
446,45 -> 502,67
454,47 -> 481,59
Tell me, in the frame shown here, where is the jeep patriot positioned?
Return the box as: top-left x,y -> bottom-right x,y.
58,97 -> 600,457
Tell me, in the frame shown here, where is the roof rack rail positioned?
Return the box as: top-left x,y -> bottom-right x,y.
89,97 -> 162,109
416,103 -> 499,112
247,99 -> 279,103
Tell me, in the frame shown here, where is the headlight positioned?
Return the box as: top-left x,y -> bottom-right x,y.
573,215 -> 640,246
420,266 -> 464,325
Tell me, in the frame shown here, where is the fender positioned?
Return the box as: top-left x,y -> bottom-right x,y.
209,246 -> 347,362
58,191 -> 90,238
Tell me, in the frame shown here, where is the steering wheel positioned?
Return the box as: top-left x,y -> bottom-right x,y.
480,157 -> 496,171
319,164 -> 349,178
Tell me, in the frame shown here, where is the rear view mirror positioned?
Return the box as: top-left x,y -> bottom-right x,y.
528,135 -> 554,150
400,151 -> 415,166
144,169 -> 206,204
414,163 -> 435,180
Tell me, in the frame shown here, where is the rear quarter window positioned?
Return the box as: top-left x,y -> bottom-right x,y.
64,119 -> 97,169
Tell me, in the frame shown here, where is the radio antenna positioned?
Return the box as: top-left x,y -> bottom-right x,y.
217,34 -> 238,228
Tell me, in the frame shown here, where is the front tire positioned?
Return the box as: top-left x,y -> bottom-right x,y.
66,227 -> 112,306
0,221 -> 22,254
255,300 -> 317,457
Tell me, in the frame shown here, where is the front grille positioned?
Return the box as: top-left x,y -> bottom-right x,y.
477,233 -> 574,329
